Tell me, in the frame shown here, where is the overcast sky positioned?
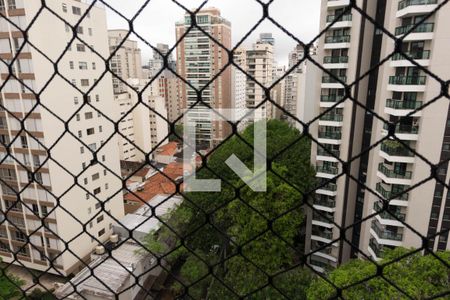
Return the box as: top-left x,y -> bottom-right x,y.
103,0 -> 321,66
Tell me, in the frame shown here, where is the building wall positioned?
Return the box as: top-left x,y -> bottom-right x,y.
0,0 -> 124,275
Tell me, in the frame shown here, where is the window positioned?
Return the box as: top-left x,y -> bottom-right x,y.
85,112 -> 93,119
6,0 -> 15,10
83,178 -> 88,185
102,155 -> 105,162
95,203 -> 101,209
98,229 -> 105,237
79,62 -> 88,70
0,242 -> 9,252
74,97 -> 79,105
94,187 -> 101,195
95,95 -> 100,102
78,130 -> 82,138
72,6 -> 81,15
33,155 -> 40,167
76,26 -> 84,34
80,146 -> 84,154
105,183 -> 108,190
92,62 -> 96,70
82,162 -> 86,169
86,193 -> 90,200
89,222 -> 93,228
87,128 -> 95,135
41,205 -> 48,216
87,207 -> 91,214
81,79 -> 89,87
76,44 -> 85,52
20,136 -> 28,148
88,28 -> 93,36
99,126 -> 102,132
62,3 -> 67,12
97,215 -> 104,223
69,61 -> 74,69
76,114 -> 80,121
92,173 -> 100,181
103,170 -> 107,176
15,231 -> 26,242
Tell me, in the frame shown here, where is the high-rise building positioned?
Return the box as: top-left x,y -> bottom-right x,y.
176,8 -> 232,148
149,43 -> 176,76
246,33 -> 275,121
0,0 -> 124,275
108,30 -> 143,94
232,47 -> 248,131
309,0 -> 450,272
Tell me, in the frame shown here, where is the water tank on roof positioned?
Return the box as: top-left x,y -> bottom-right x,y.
110,234 -> 119,243
95,245 -> 105,255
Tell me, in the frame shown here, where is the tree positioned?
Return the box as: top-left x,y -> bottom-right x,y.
0,261 -> 25,299
144,120 -> 316,298
307,248 -> 450,300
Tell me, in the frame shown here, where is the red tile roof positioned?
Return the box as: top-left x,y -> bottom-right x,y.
157,142 -> 178,156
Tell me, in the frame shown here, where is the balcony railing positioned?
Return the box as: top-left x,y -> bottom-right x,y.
320,95 -> 345,102
381,142 -> 415,157
322,76 -> 347,83
312,229 -> 333,240
388,75 -> 426,85
318,131 -> 342,140
369,238 -> 385,258
316,165 -> 339,175
314,197 -> 336,208
317,182 -> 337,192
326,14 -> 352,23
385,99 -> 423,110
373,201 -> 406,221
313,212 -> 334,224
323,56 -> 349,64
383,123 -> 419,134
317,148 -> 340,158
395,23 -> 434,36
376,183 -> 409,201
371,221 -> 403,241
319,114 -> 344,122
398,0 -> 438,10
324,35 -> 351,43
378,163 -> 412,180
392,51 -> 431,61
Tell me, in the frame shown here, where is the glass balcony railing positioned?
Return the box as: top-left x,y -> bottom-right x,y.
376,182 -> 409,201
380,142 -> 415,157
378,163 -> 412,180
385,99 -> 423,110
318,131 -> 342,140
314,197 -> 336,208
369,238 -> 385,258
317,182 -> 337,192
317,148 -> 340,157
395,22 -> 434,36
313,212 -> 334,224
324,35 -> 351,43
322,76 -> 347,83
392,51 -> 431,61
320,95 -> 345,102
323,56 -> 349,63
383,123 -> 419,134
371,221 -> 403,241
316,165 -> 339,175
312,230 -> 333,240
326,14 -> 352,23
373,201 -> 406,221
398,0 -> 438,10
388,75 -> 426,85
319,114 -> 344,122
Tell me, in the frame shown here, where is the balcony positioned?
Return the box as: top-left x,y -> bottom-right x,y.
391,51 -> 431,67
384,99 -> 423,117
376,182 -> 409,204
377,163 -> 412,185
373,201 -> 406,223
394,23 -> 434,41
312,229 -> 333,241
370,221 -> 403,246
315,182 -> 338,197
327,0 -> 351,8
317,148 -> 340,162
316,165 -> 339,179
326,14 -> 352,28
320,95 -> 345,108
323,56 -> 349,69
318,131 -> 342,145
319,113 -> 344,126
380,141 -> 415,163
388,75 -> 426,92
382,123 -> 419,140
368,238 -> 385,261
312,212 -> 335,228
322,76 -> 346,89
324,35 -> 351,49
397,0 -> 439,18
313,196 -> 336,213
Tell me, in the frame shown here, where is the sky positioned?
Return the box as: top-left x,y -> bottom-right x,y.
103,0 -> 321,66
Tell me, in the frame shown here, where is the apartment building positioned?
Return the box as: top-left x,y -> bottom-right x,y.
115,79 -> 169,162
246,33 -> 275,121
108,29 -> 143,94
232,47 -> 248,131
0,0 -> 124,275
175,8 -> 232,148
149,43 -> 176,75
309,0 -> 450,272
